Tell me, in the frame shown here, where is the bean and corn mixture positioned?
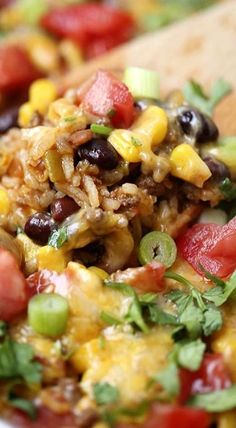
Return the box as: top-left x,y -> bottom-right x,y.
0,67 -> 236,428
0,0 -> 223,138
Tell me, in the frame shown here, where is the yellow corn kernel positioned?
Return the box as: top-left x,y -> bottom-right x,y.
108,130 -> 144,162
0,189 -> 10,215
132,105 -> 168,146
25,34 -> 59,74
18,102 -> 34,127
170,144 -> 211,188
88,266 -> 109,281
38,245 -> 68,273
108,106 -> 167,162
16,233 -> 40,275
29,79 -> 57,115
59,39 -> 84,69
218,411 -> 236,428
44,150 -> 65,183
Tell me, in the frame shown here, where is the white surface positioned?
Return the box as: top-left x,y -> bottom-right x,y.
0,422 -> 13,428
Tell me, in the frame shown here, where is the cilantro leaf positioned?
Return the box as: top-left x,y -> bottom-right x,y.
105,281 -> 149,333
199,265 -> 225,288
166,290 -> 192,313
93,382 -> 120,405
179,301 -> 203,339
139,293 -> 158,304
202,305 -> 222,336
0,320 -> 7,337
177,339 -> 206,371
48,226 -> 68,248
0,338 -> 42,385
154,363 -> 180,397
210,79 -> 232,109
183,78 -> 232,116
219,178 -> 236,201
125,298 -> 149,333
203,271 -> 236,306
8,394 -> 37,420
148,305 -> 179,326
100,311 -> 123,326
188,384 -> 236,412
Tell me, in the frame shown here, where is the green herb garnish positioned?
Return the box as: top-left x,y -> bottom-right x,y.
183,78 -> 232,116
90,123 -> 113,136
93,382 -> 120,405
0,337 -> 42,385
189,385 -> 236,412
48,226 -> 68,248
219,178 -> 236,201
8,393 -> 37,420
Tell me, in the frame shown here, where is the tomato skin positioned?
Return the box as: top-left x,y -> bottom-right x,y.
0,45 -> 40,93
111,261 -> 166,292
80,70 -> 135,128
0,248 -> 28,321
117,404 -> 209,428
9,407 -> 78,428
41,3 -> 136,58
178,216 -> 236,278
179,353 -> 231,404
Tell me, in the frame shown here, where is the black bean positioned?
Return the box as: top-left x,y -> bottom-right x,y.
203,156 -> 231,180
0,105 -> 19,134
77,138 -> 119,170
178,108 -> 219,143
51,196 -> 79,222
24,212 -> 57,245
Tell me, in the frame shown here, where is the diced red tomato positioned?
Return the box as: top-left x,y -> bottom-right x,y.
111,261 -> 166,292
179,353 -> 231,404
9,407 -> 78,428
0,248 -> 28,321
79,70 -> 135,128
0,45 -> 40,93
117,404 -> 209,428
178,216 -> 236,278
40,3 -> 136,59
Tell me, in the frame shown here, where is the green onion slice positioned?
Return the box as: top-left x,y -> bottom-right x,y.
90,123 -> 113,136
123,67 -> 160,99
28,293 -> 69,338
138,231 -> 177,268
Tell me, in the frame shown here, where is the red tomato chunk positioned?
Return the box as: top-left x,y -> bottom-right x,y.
179,353 -> 231,404
0,248 -> 28,321
79,70 -> 135,128
0,45 -> 40,93
178,216 -> 236,278
118,404 -> 209,428
41,3 -> 136,59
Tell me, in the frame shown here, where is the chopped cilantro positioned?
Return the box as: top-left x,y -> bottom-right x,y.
48,226 -> 68,248
203,271 -> 236,306
0,320 -> 7,337
100,311 -> 123,326
64,116 -> 77,122
219,178 -> 236,201
183,78 -> 232,116
202,305 -> 222,336
177,339 -> 206,371
90,123 -> 113,136
93,382 -> 120,405
188,384 -> 236,412
131,136 -> 142,147
148,305 -> 179,326
154,363 -> 180,397
8,393 -> 37,420
0,337 -> 42,385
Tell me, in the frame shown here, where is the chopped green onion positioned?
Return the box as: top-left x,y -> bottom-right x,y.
90,123 -> 113,136
198,208 -> 227,225
138,231 -> 177,268
28,293 -> 69,338
123,67 -> 160,99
